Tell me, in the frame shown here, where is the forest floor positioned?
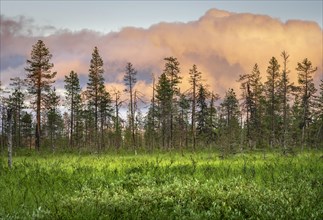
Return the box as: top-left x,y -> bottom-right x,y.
0,149 -> 322,219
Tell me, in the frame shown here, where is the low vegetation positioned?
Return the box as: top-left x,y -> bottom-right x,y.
0,150 -> 322,219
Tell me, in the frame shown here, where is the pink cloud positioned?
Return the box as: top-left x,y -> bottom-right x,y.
1,9 -> 322,100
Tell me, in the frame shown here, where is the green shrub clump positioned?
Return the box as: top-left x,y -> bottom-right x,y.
0,151 -> 322,219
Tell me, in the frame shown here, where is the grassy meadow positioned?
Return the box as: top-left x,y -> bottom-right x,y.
0,150 -> 322,219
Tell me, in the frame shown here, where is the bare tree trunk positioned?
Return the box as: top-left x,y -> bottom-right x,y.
95,90 -> 98,151
50,128 -> 54,152
100,115 -> 104,152
191,78 -> 196,150
271,81 -> 275,149
36,88 -> 41,151
8,109 -> 13,169
131,90 -> 136,151
1,109 -> 5,153
70,92 -> 74,148
301,126 -> 305,151
151,75 -> 155,152
114,91 -> 121,150
170,74 -> 174,149
18,105 -> 21,148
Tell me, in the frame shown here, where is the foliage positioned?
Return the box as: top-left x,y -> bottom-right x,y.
2,44 -> 322,154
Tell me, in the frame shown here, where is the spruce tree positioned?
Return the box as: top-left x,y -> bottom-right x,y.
64,70 -> 82,148
163,57 -> 181,148
196,84 -> 210,146
0,81 -> 7,152
296,58 -> 317,148
178,93 -> 190,151
264,57 -> 280,148
156,73 -> 173,149
145,74 -> 159,151
86,46 -> 105,148
249,64 -> 265,148
21,111 -> 33,149
8,77 -> 27,148
44,88 -> 61,151
238,72 -> 253,146
314,80 -> 323,146
112,90 -> 123,150
124,62 -> 137,149
189,64 -> 202,150
220,88 -> 240,154
238,64 -> 265,149
207,92 -> 219,146
98,87 -> 112,151
279,51 -> 293,150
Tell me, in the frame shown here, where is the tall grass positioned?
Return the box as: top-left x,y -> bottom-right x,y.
0,150 -> 322,219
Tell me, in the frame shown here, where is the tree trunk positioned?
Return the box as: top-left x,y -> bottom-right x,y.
36,86 -> 41,151
192,79 -> 196,150
51,125 -> 54,152
18,105 -> 21,148
131,90 -> 136,151
301,126 -> 305,151
1,110 -> 5,153
70,92 -> 74,148
152,75 -> 155,152
95,89 -> 98,150
115,92 -> 120,150
271,77 -> 275,149
8,109 -> 13,169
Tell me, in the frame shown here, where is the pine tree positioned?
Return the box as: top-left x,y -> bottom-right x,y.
124,62 -> 137,150
25,40 -> 56,150
296,58 -> 317,148
64,70 -> 81,148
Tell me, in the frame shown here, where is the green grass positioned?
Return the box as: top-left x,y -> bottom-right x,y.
0,150 -> 322,219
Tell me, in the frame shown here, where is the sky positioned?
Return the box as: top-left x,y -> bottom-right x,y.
1,0 -> 322,105
1,1 -> 322,32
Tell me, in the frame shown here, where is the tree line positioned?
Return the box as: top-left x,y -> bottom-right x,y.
0,40 -> 322,154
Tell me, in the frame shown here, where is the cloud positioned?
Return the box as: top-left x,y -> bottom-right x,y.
1,9 -> 322,102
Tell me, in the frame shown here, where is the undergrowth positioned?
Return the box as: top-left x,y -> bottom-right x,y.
0,150 -> 322,219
